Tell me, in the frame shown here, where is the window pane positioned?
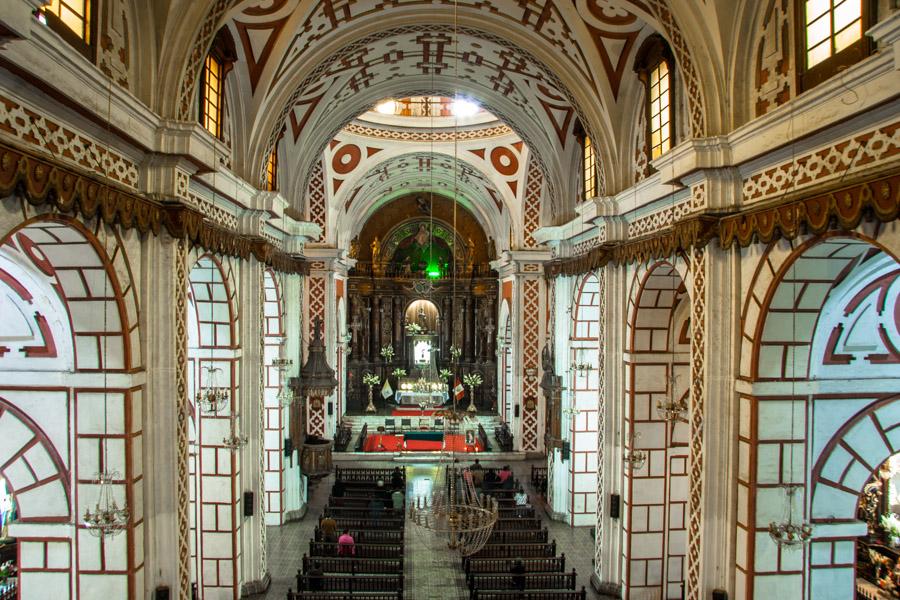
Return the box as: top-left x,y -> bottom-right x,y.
805,0 -> 830,21
43,0 -> 87,40
807,41 -> 831,67
834,0 -> 861,31
834,20 -> 861,52
806,13 -> 831,48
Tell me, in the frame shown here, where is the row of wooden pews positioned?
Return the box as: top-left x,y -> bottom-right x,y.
461,469 -> 586,600
288,467 -> 406,600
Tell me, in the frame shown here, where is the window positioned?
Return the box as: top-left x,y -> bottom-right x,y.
40,0 -> 92,56
265,147 -> 278,191
583,136 -> 597,200
799,0 -> 872,90
201,55 -> 223,138
634,35 -> 675,164
648,60 -> 671,160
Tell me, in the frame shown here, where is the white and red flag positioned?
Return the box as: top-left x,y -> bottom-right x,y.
453,377 -> 465,402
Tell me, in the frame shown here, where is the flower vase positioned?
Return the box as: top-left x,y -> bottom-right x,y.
466,385 -> 477,413
365,386 -> 376,413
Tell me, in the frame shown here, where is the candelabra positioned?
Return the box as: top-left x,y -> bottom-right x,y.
768,484 -> 813,549
623,432 -> 647,470
656,374 -> 687,423
196,365 -> 229,414
83,471 -> 130,538
222,414 -> 249,451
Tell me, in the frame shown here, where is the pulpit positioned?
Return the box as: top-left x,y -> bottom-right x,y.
300,436 -> 333,478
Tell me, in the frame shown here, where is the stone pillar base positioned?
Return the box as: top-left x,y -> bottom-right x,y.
284,505 -> 308,523
241,572 -> 271,597
590,574 -> 621,598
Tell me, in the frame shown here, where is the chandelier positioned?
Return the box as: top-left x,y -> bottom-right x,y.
196,365 -> 229,414
83,470 -> 130,537
222,414 -> 249,452
768,484 -> 812,549
623,431 -> 646,470
409,461 -> 498,556
656,373 -> 687,423
272,351 -> 295,407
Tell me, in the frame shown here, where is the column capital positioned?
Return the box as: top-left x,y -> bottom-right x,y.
491,249 -> 553,278
304,247 -> 352,275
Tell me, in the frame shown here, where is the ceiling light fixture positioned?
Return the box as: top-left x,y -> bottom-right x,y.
375,99 -> 397,115
451,98 -> 479,118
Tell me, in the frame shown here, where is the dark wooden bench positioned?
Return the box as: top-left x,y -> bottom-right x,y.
324,506 -> 403,518
488,528 -> 549,544
468,570 -> 577,593
471,541 -> 557,559
498,506 -> 536,519
315,527 -> 404,544
494,518 -> 542,531
287,591 -> 402,600
328,496 -> 402,508
354,423 -> 368,452
296,573 -> 403,593
463,555 -> 565,575
308,541 -> 403,559
334,423 -> 353,451
326,517 -> 404,530
470,588 -> 586,600
335,466 -> 405,484
302,554 -> 403,575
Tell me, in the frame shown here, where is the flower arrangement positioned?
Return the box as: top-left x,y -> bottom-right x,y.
405,322 -> 423,335
463,372 -> 483,388
439,368 -> 453,380
380,345 -> 395,361
882,514 -> 900,540
392,368 -> 407,378
449,345 -> 462,361
362,373 -> 381,387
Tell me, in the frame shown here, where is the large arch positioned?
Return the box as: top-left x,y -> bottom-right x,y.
737,225 -> 900,600
623,258 -> 692,600
0,214 -> 143,599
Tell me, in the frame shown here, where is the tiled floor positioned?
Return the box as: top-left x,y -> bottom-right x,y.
251,459 -> 602,599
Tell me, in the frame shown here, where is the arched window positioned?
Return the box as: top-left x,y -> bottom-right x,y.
634,35 -> 675,162
199,28 -> 236,139
799,0 -> 873,91
583,135 -> 597,200
39,0 -> 93,58
266,145 -> 278,192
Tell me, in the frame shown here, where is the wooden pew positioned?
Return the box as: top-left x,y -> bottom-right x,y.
463,555 -> 565,576
488,528 -> 549,544
470,588 -> 586,600
296,572 -> 403,593
468,569 -> 577,593
308,541 -> 403,559
498,506 -> 536,519
325,517 -> 404,530
301,554 -> 403,575
314,527 -> 404,544
335,466 -> 405,484
287,591 -> 402,600
470,541 -> 557,559
324,505 -> 403,518
494,517 -> 542,531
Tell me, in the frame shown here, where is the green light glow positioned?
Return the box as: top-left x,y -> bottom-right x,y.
426,260 -> 441,279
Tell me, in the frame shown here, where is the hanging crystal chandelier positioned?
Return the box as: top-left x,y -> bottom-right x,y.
272,351 -> 295,407
83,471 -> 130,537
656,373 -> 687,423
623,431 -> 647,470
222,414 -> 248,452
768,484 -> 813,549
409,460 -> 499,556
196,365 -> 229,414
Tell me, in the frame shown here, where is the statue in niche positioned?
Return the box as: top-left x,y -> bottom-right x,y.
466,236 -> 476,270
540,343 -> 563,444
487,237 -> 497,261
371,236 -> 381,262
414,223 -> 430,247
348,236 -> 359,259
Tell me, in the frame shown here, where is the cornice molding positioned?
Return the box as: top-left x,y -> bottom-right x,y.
0,143 -> 309,274
546,170 -> 900,278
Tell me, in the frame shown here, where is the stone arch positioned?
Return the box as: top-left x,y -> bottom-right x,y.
0,398 -> 70,522
736,227 -> 900,600
623,258 -> 692,599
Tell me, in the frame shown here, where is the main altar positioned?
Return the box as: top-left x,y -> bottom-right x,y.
394,333 -> 448,407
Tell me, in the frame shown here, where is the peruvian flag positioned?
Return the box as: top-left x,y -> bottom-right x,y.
453,377 -> 465,402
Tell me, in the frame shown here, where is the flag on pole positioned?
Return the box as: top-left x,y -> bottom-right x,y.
453,377 -> 465,402
381,378 -> 394,400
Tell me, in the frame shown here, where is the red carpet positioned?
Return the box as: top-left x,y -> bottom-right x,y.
390,409 -> 438,417
363,434 -> 482,452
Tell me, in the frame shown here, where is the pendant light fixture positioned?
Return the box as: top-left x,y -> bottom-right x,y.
83,79 -> 129,538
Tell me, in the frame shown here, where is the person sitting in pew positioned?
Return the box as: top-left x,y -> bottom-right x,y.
307,561 -> 324,591
320,515 -> 338,549
391,488 -> 404,511
391,467 -> 404,490
510,558 -> 526,592
338,529 -> 355,556
498,465 -> 513,487
483,468 -> 499,491
368,496 -> 385,518
514,488 -> 529,518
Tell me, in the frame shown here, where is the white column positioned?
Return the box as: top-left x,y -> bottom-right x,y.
141,233 -> 190,600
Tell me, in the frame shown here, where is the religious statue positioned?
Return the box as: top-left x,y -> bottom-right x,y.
466,236 -> 476,270
540,343 -> 563,445
414,223 -> 430,247
487,237 -> 497,261
371,236 -> 381,262
348,236 -> 359,259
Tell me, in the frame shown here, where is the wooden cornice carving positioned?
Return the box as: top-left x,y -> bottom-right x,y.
547,171 -> 900,278
0,144 -> 309,275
